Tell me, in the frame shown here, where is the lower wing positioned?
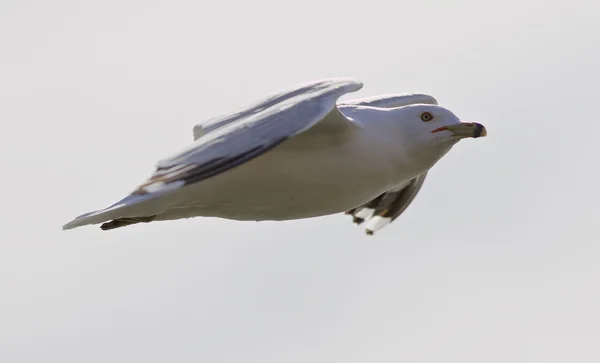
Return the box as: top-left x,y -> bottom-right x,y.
345,172 -> 428,235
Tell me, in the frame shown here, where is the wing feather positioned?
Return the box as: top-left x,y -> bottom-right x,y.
192,80 -> 337,140
346,172 -> 428,235
136,78 -> 363,195
339,93 -> 437,108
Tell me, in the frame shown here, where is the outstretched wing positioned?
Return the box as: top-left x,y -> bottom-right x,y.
136,78 -> 363,194
192,79 -> 363,140
62,78 -> 363,231
345,172 -> 428,235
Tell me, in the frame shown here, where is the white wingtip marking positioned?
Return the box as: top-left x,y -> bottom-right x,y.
354,208 -> 374,220
364,216 -> 392,234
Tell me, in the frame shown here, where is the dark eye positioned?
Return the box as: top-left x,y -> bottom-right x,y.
420,112 -> 433,122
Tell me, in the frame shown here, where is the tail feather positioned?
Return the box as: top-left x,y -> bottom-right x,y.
62,192 -> 165,231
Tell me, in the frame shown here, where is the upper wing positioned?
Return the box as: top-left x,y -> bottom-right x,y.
345,172 -> 428,235
193,79 -> 363,140
135,78 -> 363,195
339,93 -> 437,109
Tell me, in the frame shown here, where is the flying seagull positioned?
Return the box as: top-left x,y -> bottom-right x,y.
62,78 -> 487,235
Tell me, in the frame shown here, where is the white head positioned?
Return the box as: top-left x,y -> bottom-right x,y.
388,103 -> 487,169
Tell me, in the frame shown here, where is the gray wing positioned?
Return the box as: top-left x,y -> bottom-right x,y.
345,172 -> 428,235
338,93 -> 437,109
134,78 -> 363,194
192,79 -> 363,140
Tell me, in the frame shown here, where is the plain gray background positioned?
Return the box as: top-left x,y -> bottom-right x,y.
1,0 -> 599,362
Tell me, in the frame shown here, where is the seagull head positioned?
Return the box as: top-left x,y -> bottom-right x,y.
390,104 -> 487,168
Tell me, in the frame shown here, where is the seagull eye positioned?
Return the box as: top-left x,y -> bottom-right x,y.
420,112 -> 433,122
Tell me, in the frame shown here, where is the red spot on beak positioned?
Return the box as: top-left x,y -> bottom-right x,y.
431,126 -> 448,133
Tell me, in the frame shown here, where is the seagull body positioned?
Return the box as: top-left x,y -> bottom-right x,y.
63,78 -> 486,235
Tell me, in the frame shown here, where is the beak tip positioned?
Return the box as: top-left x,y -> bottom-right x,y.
473,123 -> 487,138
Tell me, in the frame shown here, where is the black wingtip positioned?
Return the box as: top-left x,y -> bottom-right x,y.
100,216 -> 156,231
352,216 -> 365,225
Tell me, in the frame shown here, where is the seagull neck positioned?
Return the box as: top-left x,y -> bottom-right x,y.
347,107 -> 416,167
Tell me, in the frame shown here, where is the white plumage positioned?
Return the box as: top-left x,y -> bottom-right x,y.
62,78 -> 486,235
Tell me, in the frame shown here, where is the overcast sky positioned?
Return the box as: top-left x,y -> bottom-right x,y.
1,0 -> 599,362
